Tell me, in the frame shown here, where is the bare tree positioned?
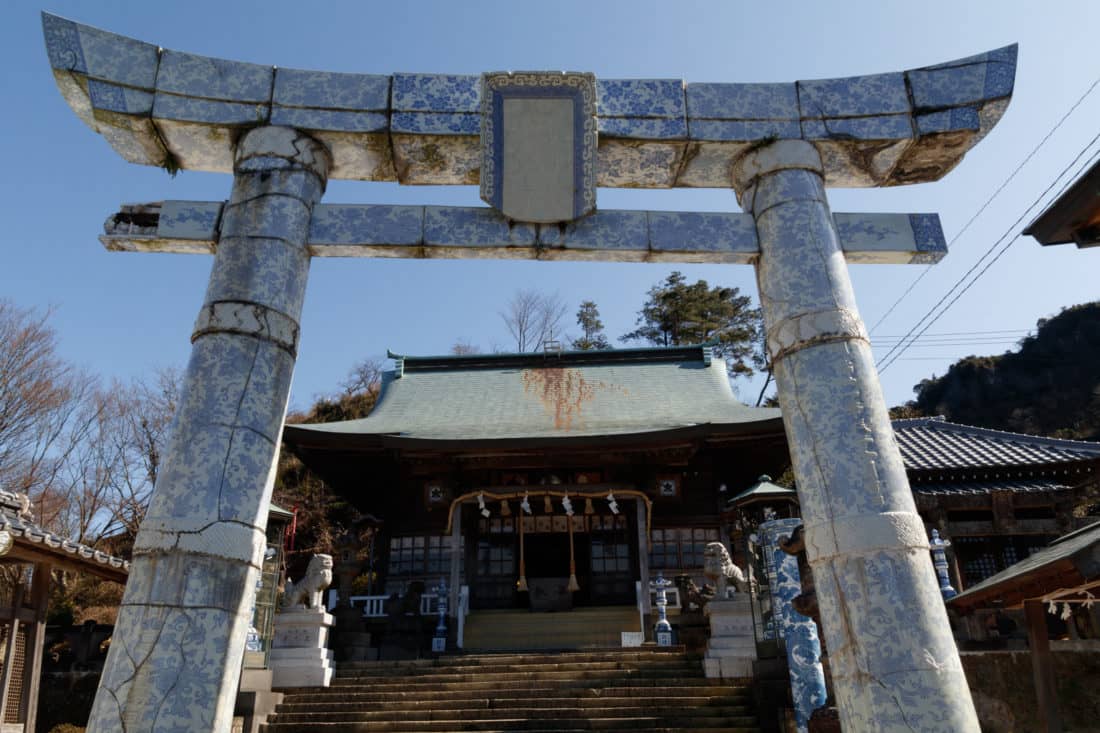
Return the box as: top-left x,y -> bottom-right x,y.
0,300 -> 97,499
450,340 -> 480,355
290,357 -> 384,426
106,368 -> 180,543
34,369 -> 181,547
500,290 -> 568,352
341,358 -> 383,397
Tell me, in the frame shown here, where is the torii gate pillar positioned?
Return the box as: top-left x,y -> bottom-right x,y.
87,126 -> 330,732
735,140 -> 979,731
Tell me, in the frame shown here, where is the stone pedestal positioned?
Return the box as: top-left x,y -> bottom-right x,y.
703,598 -> 757,679
270,609 -> 336,688
336,631 -> 376,662
332,605 -> 377,661
235,668 -> 284,733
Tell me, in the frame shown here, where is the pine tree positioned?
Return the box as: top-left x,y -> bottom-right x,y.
621,272 -> 764,377
571,300 -> 611,350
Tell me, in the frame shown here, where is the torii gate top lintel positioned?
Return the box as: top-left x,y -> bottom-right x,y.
43,12 -> 1015,192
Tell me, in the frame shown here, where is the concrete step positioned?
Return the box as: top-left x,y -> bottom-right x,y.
335,659 -> 701,678
276,697 -> 752,715
269,708 -> 758,724
280,685 -> 751,705
462,608 -> 641,652
286,678 -> 743,696
264,728 -> 760,733
262,719 -> 760,732
263,649 -> 760,733
337,649 -> 689,670
328,668 -> 703,686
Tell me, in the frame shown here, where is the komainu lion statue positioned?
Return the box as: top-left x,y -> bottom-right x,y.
703,542 -> 751,597
282,553 -> 333,610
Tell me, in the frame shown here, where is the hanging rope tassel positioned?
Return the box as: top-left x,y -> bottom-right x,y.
567,516 -> 580,592
544,495 -> 553,514
516,513 -> 528,592
500,499 -> 511,516
584,498 -> 595,515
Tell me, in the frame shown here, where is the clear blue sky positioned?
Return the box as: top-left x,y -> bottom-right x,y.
3,0 -> 1098,413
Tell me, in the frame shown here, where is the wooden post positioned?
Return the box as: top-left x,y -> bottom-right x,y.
1025,600 -> 1062,733
0,571 -> 26,725
635,498 -> 650,616
449,504 -> 462,617
21,562 -> 50,733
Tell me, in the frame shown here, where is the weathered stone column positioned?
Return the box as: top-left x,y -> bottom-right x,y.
734,140 -> 978,732
88,127 -> 329,732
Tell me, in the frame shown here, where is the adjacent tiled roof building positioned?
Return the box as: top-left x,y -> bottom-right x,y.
0,489 -> 128,582
893,417 -> 1099,588
894,416 -> 1100,472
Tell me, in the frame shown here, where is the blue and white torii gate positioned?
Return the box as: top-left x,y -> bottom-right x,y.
42,13 -> 1016,732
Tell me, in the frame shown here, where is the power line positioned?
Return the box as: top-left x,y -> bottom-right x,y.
867,73 -> 1100,336
873,328 -> 1029,337
880,137 -> 1100,373
872,341 -> 1022,348
876,129 -> 1100,374
893,355 -> 1094,364
872,336 -> 1023,343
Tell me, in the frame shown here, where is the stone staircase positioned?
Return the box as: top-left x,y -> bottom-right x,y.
462,607 -> 641,651
262,648 -> 761,732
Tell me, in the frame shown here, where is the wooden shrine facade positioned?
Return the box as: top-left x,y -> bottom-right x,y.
282,345 -> 791,613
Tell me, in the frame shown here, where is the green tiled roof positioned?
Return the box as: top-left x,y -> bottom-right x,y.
727,475 -> 798,507
285,345 -> 781,445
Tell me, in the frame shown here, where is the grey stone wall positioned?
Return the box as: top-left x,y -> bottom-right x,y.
961,647 -> 1100,733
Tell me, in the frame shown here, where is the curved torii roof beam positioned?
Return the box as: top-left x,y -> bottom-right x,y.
43,12 -> 1015,189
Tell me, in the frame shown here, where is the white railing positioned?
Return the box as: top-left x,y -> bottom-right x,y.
457,585 -> 469,649
347,593 -> 438,617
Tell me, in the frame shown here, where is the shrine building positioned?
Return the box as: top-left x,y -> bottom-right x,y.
281,344 -> 1100,649
283,344 -> 787,640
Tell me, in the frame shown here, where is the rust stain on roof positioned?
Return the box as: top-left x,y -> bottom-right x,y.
521,367 -> 618,431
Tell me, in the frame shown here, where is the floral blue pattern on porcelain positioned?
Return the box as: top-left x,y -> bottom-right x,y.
42,12 -> 1018,189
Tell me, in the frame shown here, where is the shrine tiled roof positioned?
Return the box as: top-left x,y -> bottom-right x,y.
950,521 -> 1100,611
909,478 -> 1075,496
284,345 -> 783,446
892,417 -> 1100,472
0,489 -> 129,579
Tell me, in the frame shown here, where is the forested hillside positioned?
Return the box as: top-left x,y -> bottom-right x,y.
273,359 -> 382,572
904,302 -> 1100,440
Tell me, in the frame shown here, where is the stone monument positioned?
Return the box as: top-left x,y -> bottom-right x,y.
42,13 -> 1015,730
269,554 -> 335,688
701,542 -> 756,678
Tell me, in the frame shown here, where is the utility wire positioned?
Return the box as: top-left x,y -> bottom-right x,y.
873,328 -> 1029,337
882,142 -> 1100,370
877,132 -> 1100,373
878,139 -> 1100,373
872,341 -> 1023,348
868,73 -> 1100,336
